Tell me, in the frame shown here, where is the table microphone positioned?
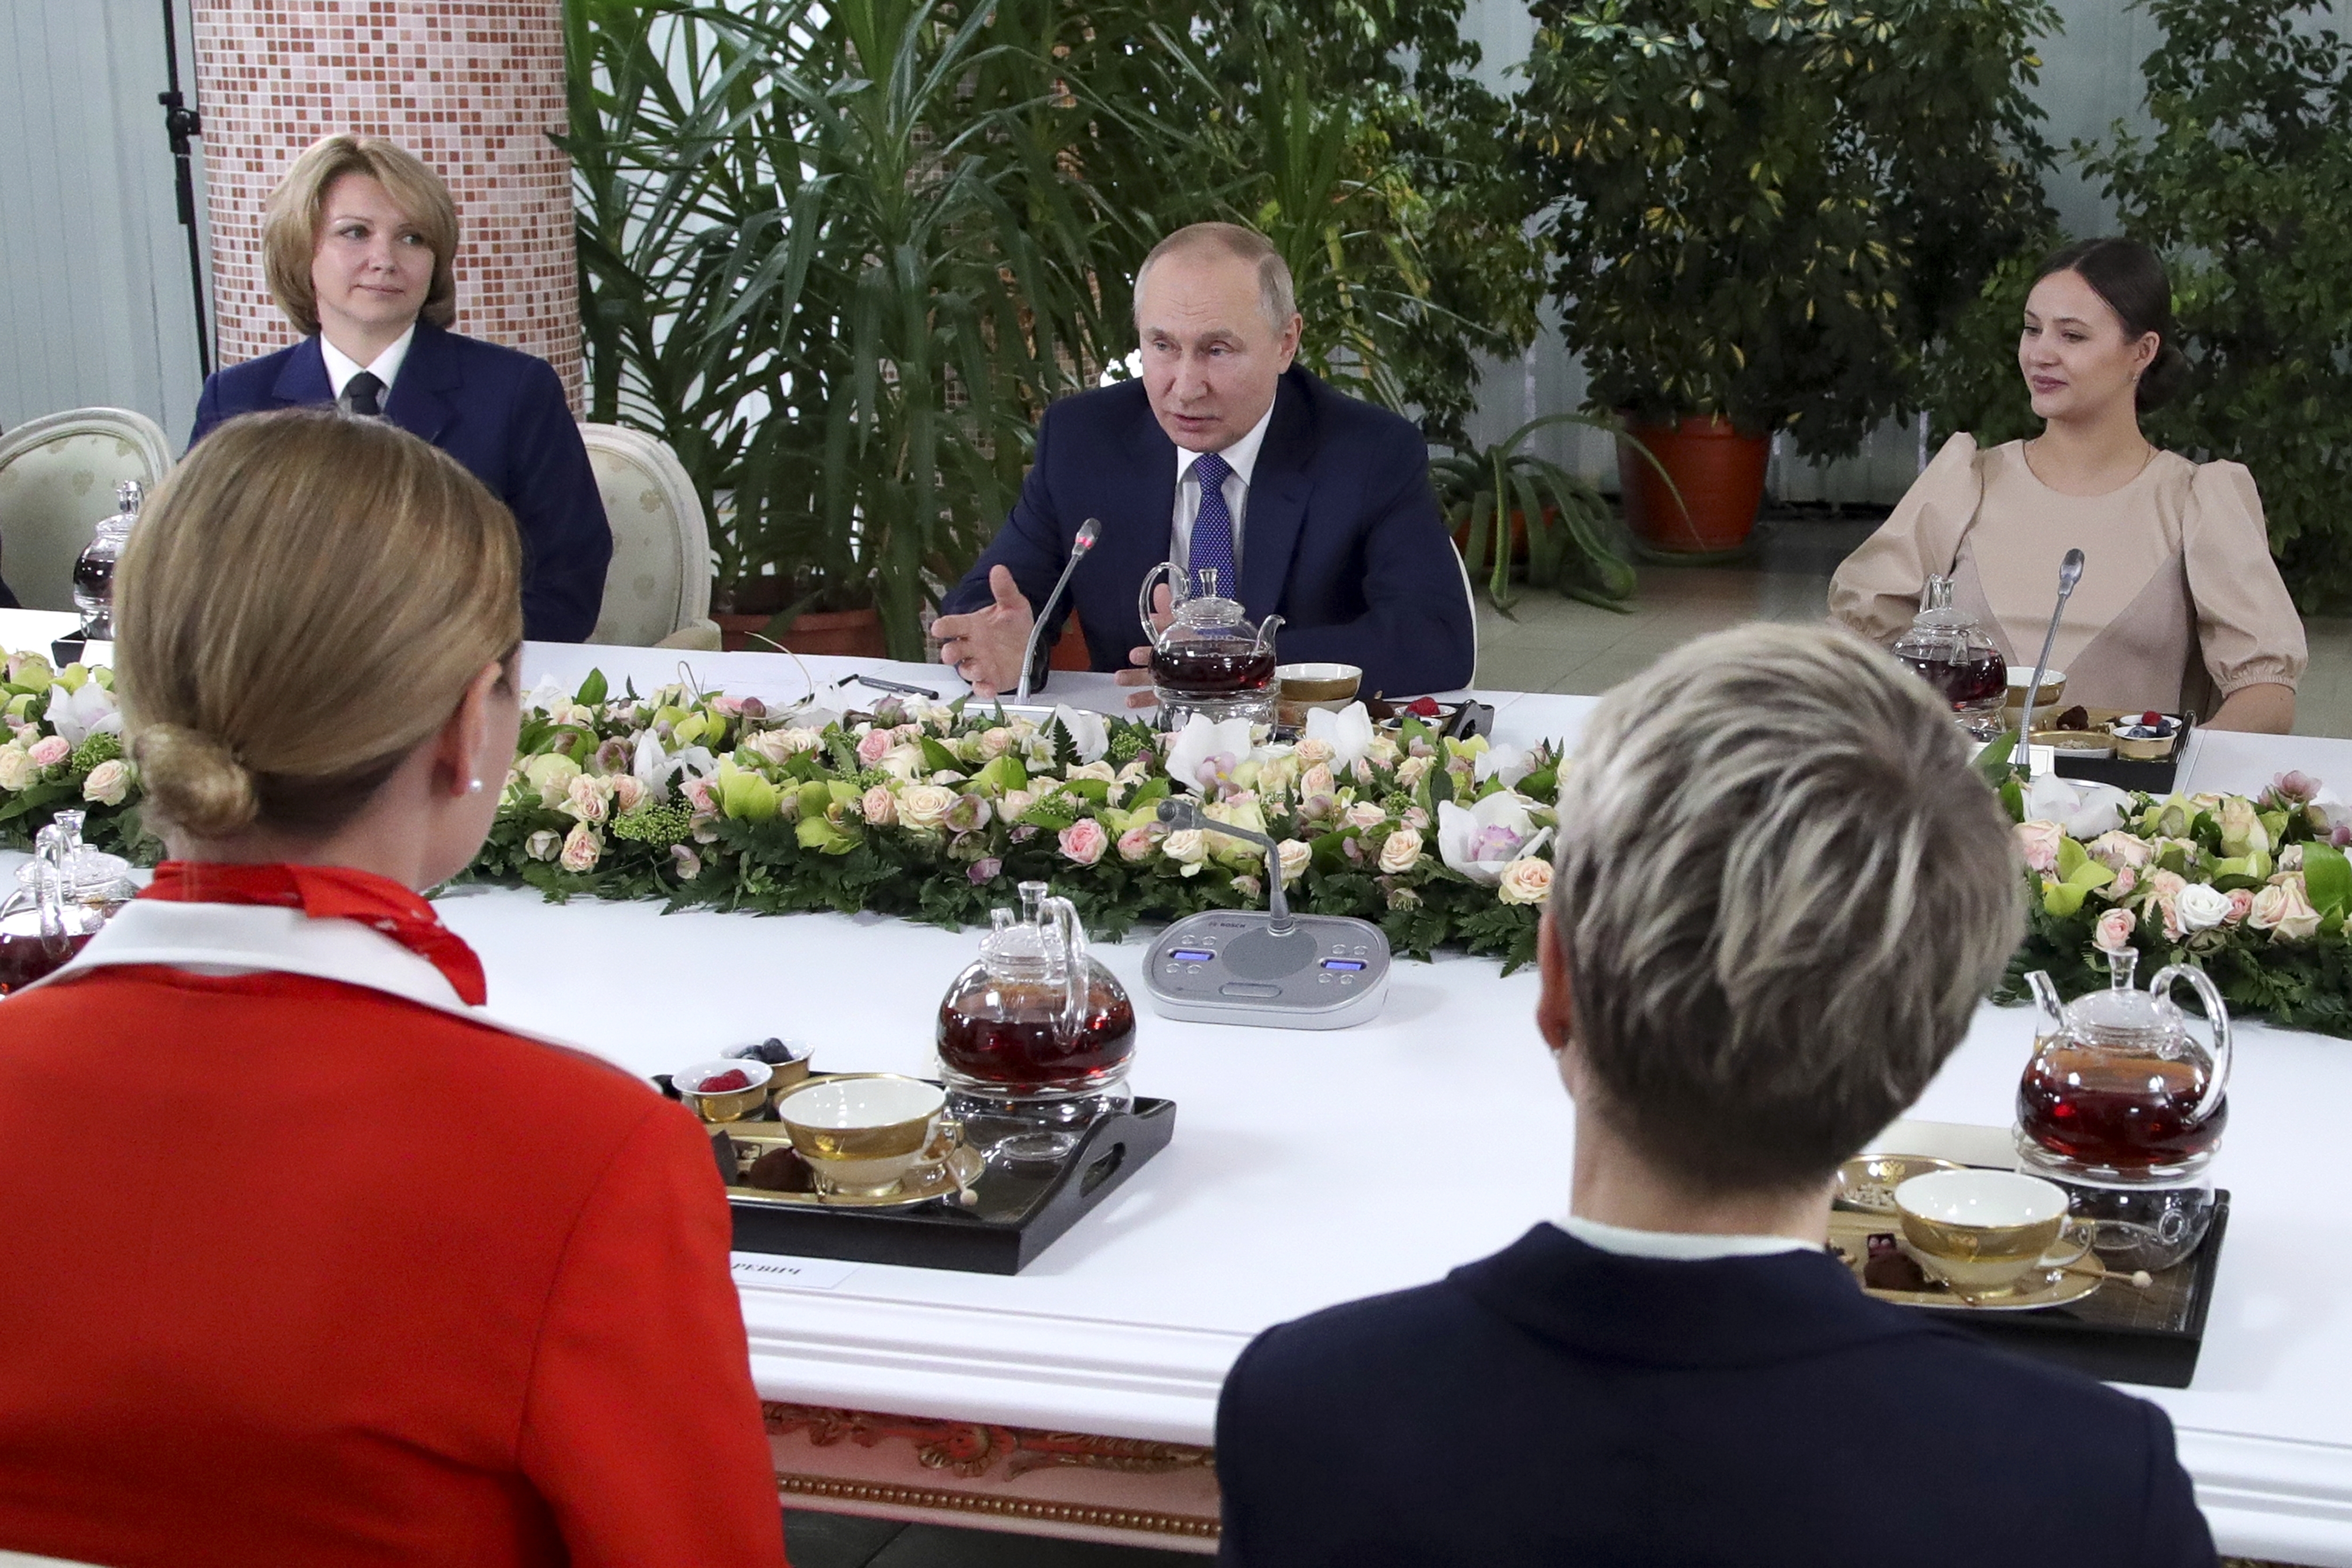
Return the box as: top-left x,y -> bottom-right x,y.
1014,519 -> 1101,706
2018,547 -> 2084,763
1159,796 -> 1294,934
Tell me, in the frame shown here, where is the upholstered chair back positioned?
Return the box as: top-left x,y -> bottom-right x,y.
0,408 -> 174,612
579,423 -> 718,649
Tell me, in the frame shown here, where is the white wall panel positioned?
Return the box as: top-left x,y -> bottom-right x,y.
0,0 -> 207,443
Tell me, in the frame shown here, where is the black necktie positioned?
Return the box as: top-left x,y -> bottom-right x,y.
341,371 -> 384,418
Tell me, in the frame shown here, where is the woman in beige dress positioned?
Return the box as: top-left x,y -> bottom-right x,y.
1830,238 -> 2305,732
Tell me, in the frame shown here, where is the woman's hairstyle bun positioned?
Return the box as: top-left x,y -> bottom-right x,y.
2035,237 -> 2188,413
113,408 -> 522,843
133,724 -> 258,839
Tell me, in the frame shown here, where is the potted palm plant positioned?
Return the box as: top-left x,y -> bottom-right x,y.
1516,0 -> 2057,553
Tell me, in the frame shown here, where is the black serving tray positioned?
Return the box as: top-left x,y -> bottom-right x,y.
2050,711 -> 2197,794
655,1075 -> 1176,1275
1930,1190 -> 2229,1389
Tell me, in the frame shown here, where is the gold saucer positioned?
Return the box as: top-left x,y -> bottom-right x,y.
1827,1211 -> 2102,1312
724,1126 -> 984,1210
1834,1153 -> 1964,1215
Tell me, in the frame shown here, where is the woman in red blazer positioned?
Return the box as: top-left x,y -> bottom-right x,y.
0,410 -> 785,1567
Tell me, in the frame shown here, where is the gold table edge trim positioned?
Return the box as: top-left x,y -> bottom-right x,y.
775,1473 -> 1221,1539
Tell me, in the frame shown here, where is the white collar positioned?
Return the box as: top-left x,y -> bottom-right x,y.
26,897 -> 465,1013
1176,396 -> 1276,488
1555,1215 -> 1819,1261
319,323 -> 417,399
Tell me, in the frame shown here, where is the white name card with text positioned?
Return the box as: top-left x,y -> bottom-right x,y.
729,1252 -> 861,1291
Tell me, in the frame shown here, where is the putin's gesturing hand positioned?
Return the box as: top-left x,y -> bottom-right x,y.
932,565 -> 1034,698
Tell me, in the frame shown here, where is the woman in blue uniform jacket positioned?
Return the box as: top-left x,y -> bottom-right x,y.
189,135 -> 610,643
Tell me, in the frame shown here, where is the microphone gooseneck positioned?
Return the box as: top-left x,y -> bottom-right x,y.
1015,518 -> 1102,705
1159,796 -> 1294,934
2018,547 -> 2085,764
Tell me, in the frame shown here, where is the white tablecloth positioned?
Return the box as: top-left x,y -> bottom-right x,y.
8,608 -> 2352,1561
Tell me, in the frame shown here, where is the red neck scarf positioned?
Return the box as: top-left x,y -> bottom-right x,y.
141,862 -> 488,1006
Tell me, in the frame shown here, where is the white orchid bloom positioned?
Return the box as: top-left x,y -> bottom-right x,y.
1472,742 -> 1531,788
44,681 -> 122,748
1165,713 -> 1257,794
630,729 -> 716,803
1050,705 -> 1110,765
2022,774 -> 2131,841
523,677 -> 570,716
1436,793 -> 1554,887
1303,702 -> 1376,768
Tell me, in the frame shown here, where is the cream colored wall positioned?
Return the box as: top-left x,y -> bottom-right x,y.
0,0 -> 209,444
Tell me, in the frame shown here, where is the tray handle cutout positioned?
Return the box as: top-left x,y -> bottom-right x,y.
1081,1141 -> 1127,1198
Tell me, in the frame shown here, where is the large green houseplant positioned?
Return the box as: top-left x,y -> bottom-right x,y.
1516,0 -> 2057,549
564,0 -> 1549,651
1930,0 -> 2352,611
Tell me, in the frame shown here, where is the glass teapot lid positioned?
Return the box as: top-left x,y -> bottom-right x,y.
12,810 -> 134,905
975,881 -> 1098,1037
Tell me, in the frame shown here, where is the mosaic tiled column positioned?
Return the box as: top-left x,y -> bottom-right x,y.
190,0 -> 582,408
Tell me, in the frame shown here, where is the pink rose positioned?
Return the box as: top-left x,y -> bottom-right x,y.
2224,887 -> 2255,925
559,823 -> 602,873
610,775 -> 647,815
1117,824 -> 1157,863
682,776 -> 718,817
2109,867 -> 2137,898
1059,819 -> 1108,866
861,785 -> 897,827
2093,908 -> 2137,953
26,736 -> 68,768
857,729 -> 894,764
2014,820 -> 2064,874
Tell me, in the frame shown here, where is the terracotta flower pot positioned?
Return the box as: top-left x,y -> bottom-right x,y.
1616,414 -> 1769,555
1049,607 -> 1092,672
1450,508 -> 1547,568
715,606 -> 890,657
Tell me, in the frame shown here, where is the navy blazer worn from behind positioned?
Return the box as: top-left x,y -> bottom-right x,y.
939,368 -> 1474,697
190,321 -> 612,643
1216,1225 -> 2217,1568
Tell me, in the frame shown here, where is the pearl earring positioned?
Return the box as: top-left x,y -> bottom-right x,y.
468,777 -> 485,795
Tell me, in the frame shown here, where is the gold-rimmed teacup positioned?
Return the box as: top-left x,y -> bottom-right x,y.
1894,1168 -> 2086,1296
775,1073 -> 948,1196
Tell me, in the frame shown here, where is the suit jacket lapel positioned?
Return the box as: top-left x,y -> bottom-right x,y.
270,339 -> 333,407
1238,371 -> 1312,620
385,321 -> 461,446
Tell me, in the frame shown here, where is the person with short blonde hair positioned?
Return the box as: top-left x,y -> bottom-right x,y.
0,410 -> 787,1568
260,135 -> 460,338
191,134 -> 612,643
1214,624 -> 2216,1568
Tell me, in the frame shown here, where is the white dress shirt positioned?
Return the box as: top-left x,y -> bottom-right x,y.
319,324 -> 417,402
1554,1215 -> 1819,1261
1170,397 -> 1277,583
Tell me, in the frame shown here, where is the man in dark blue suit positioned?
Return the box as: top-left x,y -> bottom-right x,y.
932,223 -> 1473,702
1215,625 -> 2217,1568
190,136 -> 610,643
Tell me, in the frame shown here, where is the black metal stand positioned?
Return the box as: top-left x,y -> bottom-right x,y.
158,0 -> 210,378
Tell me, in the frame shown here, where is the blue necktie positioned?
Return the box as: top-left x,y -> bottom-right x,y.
1190,450 -> 1236,599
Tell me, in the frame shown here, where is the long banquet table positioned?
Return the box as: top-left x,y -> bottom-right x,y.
11,606 -> 2352,1560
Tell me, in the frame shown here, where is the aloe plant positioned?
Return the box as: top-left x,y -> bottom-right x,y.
1430,413 -> 1640,613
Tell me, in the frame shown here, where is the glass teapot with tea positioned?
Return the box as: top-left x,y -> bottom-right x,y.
0,811 -> 135,995
1891,574 -> 2007,740
74,481 -> 142,641
2017,947 -> 2231,1181
1138,562 -> 1283,729
937,880 -> 1136,1159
